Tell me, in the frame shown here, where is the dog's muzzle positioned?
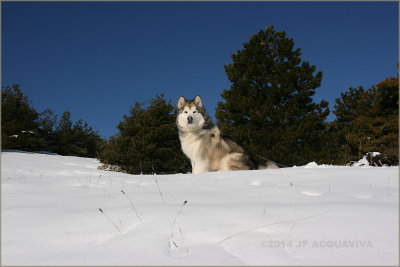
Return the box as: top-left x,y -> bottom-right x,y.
187,116 -> 193,124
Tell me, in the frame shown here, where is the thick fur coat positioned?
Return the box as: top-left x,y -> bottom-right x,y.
176,95 -> 278,174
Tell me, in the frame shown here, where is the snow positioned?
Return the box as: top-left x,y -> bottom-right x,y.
296,161 -> 335,168
303,161 -> 319,168
1,151 -> 398,265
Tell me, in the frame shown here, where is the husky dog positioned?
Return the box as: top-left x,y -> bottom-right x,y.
176,95 -> 279,174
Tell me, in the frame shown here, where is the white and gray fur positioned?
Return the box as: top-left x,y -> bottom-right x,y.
176,95 -> 279,174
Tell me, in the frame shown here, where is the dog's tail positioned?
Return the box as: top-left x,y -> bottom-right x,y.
252,153 -> 287,169
258,160 -> 280,169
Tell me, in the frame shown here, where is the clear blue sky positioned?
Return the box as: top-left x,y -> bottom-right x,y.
2,1 -> 398,139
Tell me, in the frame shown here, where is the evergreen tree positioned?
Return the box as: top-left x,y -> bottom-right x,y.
98,94 -> 189,174
1,84 -> 47,151
332,76 -> 399,164
54,111 -> 101,157
1,84 -> 102,157
54,111 -> 74,155
215,25 -> 330,166
37,108 -> 58,152
72,119 -> 101,158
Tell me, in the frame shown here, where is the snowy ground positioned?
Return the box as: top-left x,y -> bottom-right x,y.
1,151 -> 399,266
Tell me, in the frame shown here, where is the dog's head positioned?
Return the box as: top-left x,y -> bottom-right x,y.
176,95 -> 213,132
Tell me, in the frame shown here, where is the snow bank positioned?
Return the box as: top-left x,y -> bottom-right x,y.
301,161 -> 335,168
1,151 -> 398,265
300,152 -> 385,168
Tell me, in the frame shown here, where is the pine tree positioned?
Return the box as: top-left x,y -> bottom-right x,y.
37,108 -> 58,152
332,75 -> 399,164
1,84 -> 101,157
1,84 -> 47,151
373,76 -> 399,162
70,119 -> 101,158
215,25 -> 330,166
54,111 -> 74,155
54,111 -> 101,157
98,94 -> 189,174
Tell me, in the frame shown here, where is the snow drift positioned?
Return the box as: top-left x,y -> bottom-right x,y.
1,151 -> 398,265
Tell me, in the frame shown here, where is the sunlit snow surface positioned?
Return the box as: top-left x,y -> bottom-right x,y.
1,151 -> 398,265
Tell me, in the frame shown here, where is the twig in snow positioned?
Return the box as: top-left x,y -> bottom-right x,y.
179,227 -> 184,239
75,174 -> 84,188
217,211 -> 329,245
119,173 -> 127,189
152,167 -> 165,203
171,200 -> 188,239
121,190 -> 142,222
96,174 -> 102,185
98,208 -> 121,234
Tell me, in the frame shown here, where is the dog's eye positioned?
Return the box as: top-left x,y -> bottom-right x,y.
184,111 -> 188,114
193,111 -> 197,114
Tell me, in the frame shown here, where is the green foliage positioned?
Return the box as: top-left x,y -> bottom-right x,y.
37,108 -> 58,151
331,76 -> 399,164
215,25 -> 330,166
54,111 -> 102,158
1,84 -> 47,151
98,94 -> 189,174
1,84 -> 101,158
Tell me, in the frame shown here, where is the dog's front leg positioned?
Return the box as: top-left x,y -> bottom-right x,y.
192,159 -> 210,174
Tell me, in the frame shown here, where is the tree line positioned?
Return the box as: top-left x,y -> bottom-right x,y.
2,25 -> 398,172
1,84 -> 101,158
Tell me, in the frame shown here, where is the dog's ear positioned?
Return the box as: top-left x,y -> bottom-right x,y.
177,96 -> 186,109
194,95 -> 203,107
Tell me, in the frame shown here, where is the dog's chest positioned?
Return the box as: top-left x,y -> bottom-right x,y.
179,133 -> 203,161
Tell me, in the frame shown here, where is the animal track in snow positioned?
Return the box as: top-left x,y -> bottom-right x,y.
301,191 -> 322,197
169,237 -> 189,258
352,194 -> 372,199
249,180 -> 261,186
